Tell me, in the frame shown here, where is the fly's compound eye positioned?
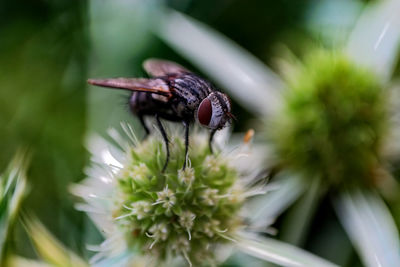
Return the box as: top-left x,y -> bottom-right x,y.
197,97 -> 212,126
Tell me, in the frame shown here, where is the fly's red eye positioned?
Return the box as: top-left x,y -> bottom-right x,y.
198,98 -> 212,126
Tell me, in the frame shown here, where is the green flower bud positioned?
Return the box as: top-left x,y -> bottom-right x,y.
72,125 -> 284,266
84,132 -> 245,266
268,50 -> 388,187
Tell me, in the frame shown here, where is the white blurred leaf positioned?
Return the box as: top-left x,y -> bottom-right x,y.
235,232 -> 339,267
333,188 -> 400,267
156,10 -> 284,117
280,177 -> 322,246
305,0 -> 362,46
347,0 -> 400,81
246,173 -> 306,227
92,251 -> 136,267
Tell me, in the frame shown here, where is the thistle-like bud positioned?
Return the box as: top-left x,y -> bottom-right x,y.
269,50 -> 388,187
74,131 -> 246,266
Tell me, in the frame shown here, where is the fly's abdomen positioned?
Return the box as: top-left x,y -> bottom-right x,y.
129,91 -> 175,118
129,92 -> 152,114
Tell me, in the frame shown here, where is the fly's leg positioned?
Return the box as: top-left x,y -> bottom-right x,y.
209,129 -> 217,154
183,121 -> 190,169
156,114 -> 169,172
138,114 -> 150,140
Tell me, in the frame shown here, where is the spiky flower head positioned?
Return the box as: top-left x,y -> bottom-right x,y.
73,127 -> 251,266
268,50 -> 388,187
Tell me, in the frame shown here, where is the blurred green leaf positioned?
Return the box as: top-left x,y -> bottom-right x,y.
25,217 -> 88,267
0,0 -> 89,255
7,255 -> 50,267
0,150 -> 29,264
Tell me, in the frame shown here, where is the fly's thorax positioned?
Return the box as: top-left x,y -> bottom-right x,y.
196,92 -> 232,130
169,73 -> 213,110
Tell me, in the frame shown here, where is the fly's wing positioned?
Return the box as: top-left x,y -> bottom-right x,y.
87,78 -> 171,96
143,59 -> 190,77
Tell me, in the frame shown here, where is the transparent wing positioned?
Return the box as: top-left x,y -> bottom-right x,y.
143,59 -> 189,77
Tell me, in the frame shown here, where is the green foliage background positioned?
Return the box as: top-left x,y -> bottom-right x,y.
0,0 -> 88,257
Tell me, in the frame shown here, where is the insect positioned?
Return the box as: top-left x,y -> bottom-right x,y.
88,59 -> 233,172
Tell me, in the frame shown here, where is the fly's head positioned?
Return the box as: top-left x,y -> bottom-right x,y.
196,92 -> 233,130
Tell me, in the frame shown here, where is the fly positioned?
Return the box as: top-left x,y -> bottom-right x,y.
88,59 -> 233,172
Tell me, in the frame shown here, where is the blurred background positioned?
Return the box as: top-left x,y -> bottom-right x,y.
1,0 -> 398,266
